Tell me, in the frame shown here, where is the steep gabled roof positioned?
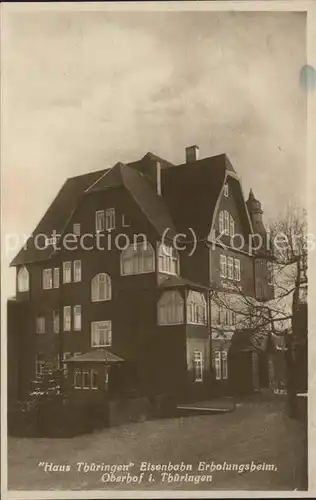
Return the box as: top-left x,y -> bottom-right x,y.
10,150 -> 250,267
10,168 -> 107,266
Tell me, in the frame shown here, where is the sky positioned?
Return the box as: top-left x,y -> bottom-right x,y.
1,8 -> 307,299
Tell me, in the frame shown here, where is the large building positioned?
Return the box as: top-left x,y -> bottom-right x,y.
8,146 -> 274,406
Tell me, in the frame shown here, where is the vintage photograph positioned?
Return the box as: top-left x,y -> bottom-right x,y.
1,2 -> 310,496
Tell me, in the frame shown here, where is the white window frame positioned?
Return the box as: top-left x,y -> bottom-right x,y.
219,211 -> 224,233
73,223 -> 81,236
224,183 -> 229,197
17,266 -> 29,292
120,242 -> 155,276
95,210 -> 105,232
91,273 -> 111,302
91,320 -> 112,347
42,268 -> 53,290
214,351 -> 222,380
234,259 -> 241,281
224,210 -> 229,235
194,351 -> 204,382
53,310 -> 60,334
73,305 -> 82,331
222,351 -> 228,380
227,257 -> 234,280
158,290 -> 184,326
73,260 -> 82,282
63,352 -> 72,377
187,291 -> 207,325
105,208 -> 115,230
91,370 -> 98,389
158,244 -> 179,275
63,261 -> 71,283
63,306 -> 71,331
36,316 -> 45,334
53,267 -> 60,288
220,255 -> 227,278
214,350 -> 229,380
82,371 -> 90,389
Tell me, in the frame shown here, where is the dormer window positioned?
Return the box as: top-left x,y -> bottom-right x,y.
224,183 -> 229,197
158,244 -> 179,275
18,266 -> 29,292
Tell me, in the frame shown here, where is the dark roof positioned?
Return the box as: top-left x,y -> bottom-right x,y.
11,150 -> 248,266
88,161 -> 178,241
158,275 -> 209,290
10,168 -> 107,266
162,154 -> 229,240
66,348 -> 124,364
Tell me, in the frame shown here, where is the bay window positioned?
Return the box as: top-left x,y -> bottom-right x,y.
158,290 -> 184,325
187,291 -> 207,325
121,242 -> 155,275
18,266 -> 29,292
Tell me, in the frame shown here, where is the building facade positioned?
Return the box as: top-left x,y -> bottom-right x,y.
8,146 -> 274,405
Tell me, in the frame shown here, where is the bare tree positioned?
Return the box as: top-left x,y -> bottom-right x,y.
210,203 -> 307,413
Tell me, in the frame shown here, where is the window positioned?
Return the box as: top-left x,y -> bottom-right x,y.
121,242 -> 155,275
18,266 -> 29,292
267,261 -> 273,285
234,259 -> 241,281
73,260 -> 82,282
227,257 -> 234,279
95,210 -> 105,232
82,371 -> 90,389
73,223 -> 81,236
74,368 -> 81,388
219,211 -> 224,233
74,369 -> 98,389
53,310 -> 60,334
73,305 -> 82,331
224,210 -> 229,235
158,244 -> 179,275
158,290 -> 184,325
220,255 -> 227,278
214,351 -> 221,380
91,273 -> 111,302
218,305 -> 236,326
36,316 -> 45,334
224,183 -> 229,197
53,267 -> 60,288
229,215 -> 235,237
63,306 -> 71,331
214,350 -> 228,380
91,370 -> 98,389
42,269 -> 52,289
194,351 -> 203,382
187,291 -> 207,325
63,262 -> 71,283
91,320 -> 112,347
105,208 -> 115,230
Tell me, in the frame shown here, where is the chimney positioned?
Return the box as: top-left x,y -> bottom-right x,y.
156,161 -> 162,196
185,145 -> 199,163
